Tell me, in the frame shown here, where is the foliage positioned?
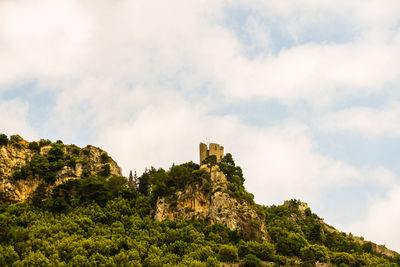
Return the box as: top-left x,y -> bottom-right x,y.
0,133 -> 8,147
11,141 -> 113,184
137,163 -> 209,204
218,153 -> 254,205
10,134 -> 22,144
218,245 -> 238,262
98,164 -> 111,177
202,155 -> 217,173
100,152 -> 110,163
243,254 -> 261,267
0,192 -> 265,266
238,240 -> 275,261
1,141 -> 396,266
28,141 -> 40,152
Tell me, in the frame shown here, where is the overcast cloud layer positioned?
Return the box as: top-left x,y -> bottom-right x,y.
1,0 -> 400,251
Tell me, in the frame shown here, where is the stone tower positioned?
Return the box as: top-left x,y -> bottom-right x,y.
199,142 -> 224,164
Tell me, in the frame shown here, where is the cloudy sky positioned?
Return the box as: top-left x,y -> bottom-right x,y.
1,0 -> 400,251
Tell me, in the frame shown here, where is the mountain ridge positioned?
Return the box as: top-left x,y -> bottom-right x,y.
0,134 -> 398,266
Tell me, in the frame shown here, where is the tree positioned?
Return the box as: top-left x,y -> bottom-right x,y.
218,245 -> 238,263
0,134 -> 8,147
0,246 -> 19,266
243,254 -> 261,267
19,251 -> 50,266
10,134 -> 22,143
138,170 -> 150,195
107,176 -> 128,195
98,164 -> 111,177
202,155 -> 217,173
31,182 -> 48,207
239,241 -> 275,261
28,142 -> 40,152
221,153 -> 235,166
128,170 -> 136,190
332,252 -> 355,266
100,152 -> 110,163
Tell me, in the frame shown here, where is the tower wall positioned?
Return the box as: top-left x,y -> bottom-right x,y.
199,143 -> 208,164
200,142 -> 224,164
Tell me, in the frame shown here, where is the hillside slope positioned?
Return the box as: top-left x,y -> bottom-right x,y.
155,165 -> 268,241
0,135 -> 398,266
0,135 -> 121,203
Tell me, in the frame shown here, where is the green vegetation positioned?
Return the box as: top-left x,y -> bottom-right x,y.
0,134 -> 8,147
219,153 -> 255,206
12,143 -> 69,184
0,136 -> 397,266
7,137 -> 113,185
263,199 -> 395,266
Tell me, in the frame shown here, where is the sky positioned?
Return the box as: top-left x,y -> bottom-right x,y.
1,0 -> 400,251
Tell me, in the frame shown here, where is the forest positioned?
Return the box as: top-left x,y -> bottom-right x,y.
0,136 -> 399,266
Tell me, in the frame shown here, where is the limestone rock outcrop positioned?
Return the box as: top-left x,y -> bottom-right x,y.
0,139 -> 122,203
155,165 -> 269,240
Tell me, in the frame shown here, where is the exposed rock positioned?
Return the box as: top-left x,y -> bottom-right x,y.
0,139 -> 122,203
155,165 -> 269,240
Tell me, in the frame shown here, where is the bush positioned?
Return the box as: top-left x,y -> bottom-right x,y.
39,139 -> 52,147
10,134 -> 22,143
239,241 -> 275,261
243,254 -> 261,267
0,134 -> 8,147
100,152 -> 110,163
98,164 -> 111,177
28,142 -> 40,152
9,135 -> 22,147
332,252 -> 355,266
218,245 -> 238,263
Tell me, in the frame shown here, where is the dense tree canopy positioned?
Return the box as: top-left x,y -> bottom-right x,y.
0,136 -> 397,266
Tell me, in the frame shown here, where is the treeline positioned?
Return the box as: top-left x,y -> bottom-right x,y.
263,200 -> 397,266
0,173 -> 277,266
0,139 -> 399,266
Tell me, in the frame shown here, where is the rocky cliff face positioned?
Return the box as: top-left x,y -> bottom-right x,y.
0,139 -> 122,203
155,165 -> 268,240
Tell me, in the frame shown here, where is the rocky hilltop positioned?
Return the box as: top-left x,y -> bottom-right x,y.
0,136 -> 398,265
278,200 -> 399,260
0,135 -> 121,203
155,165 -> 268,240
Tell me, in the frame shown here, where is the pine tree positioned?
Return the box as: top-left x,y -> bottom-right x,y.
128,170 -> 136,190
133,171 -> 138,189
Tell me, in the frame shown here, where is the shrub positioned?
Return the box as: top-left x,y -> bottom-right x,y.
332,252 -> 355,266
0,134 -> 8,147
10,134 -> 22,143
28,142 -> 40,152
98,164 -> 111,177
39,139 -> 52,147
218,245 -> 238,263
9,135 -> 22,147
239,241 -> 275,261
100,152 -> 110,163
243,254 -> 261,267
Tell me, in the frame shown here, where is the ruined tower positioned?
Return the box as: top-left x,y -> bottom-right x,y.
199,142 -> 224,164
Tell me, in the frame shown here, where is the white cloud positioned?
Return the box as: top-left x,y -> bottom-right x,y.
1,0 -> 399,106
0,99 -> 37,140
85,89 -> 396,210
347,185 -> 400,252
319,102 -> 400,138
0,0 -> 92,85
1,0 -> 400,252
